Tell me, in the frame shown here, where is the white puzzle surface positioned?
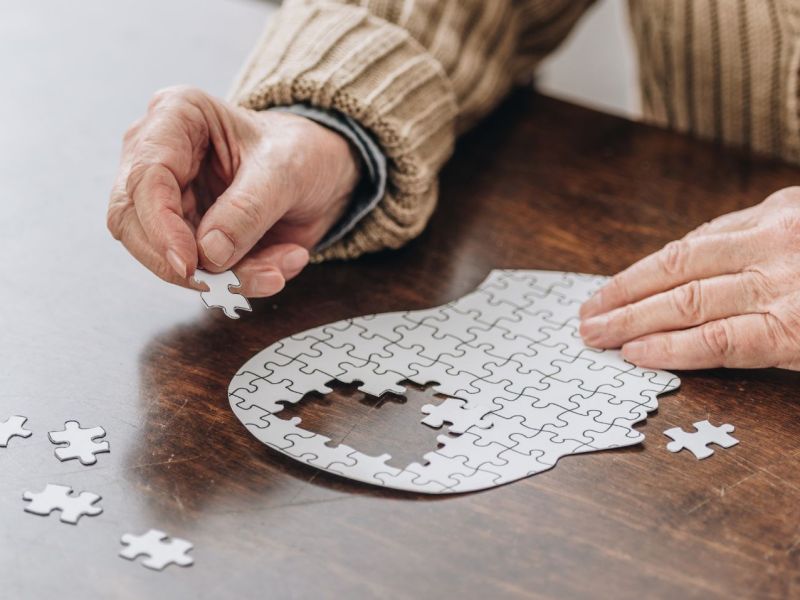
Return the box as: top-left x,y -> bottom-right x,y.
120,529 -> 194,570
664,420 -> 738,459
228,270 -> 681,493
0,415 -> 33,447
192,270 -> 251,319
23,484 -> 103,524
48,421 -> 110,466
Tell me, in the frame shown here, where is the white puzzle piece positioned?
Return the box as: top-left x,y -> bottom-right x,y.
120,529 -> 194,570
192,270 -> 251,319
229,270 -> 681,493
664,419 -> 739,459
0,415 -> 32,447
48,421 -> 110,465
23,484 -> 102,524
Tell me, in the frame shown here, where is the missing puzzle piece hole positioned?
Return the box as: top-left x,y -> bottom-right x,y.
275,379 -> 463,470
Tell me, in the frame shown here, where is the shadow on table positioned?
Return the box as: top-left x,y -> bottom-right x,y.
122,311 -> 465,523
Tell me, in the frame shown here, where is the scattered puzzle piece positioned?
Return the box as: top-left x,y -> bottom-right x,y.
192,269 -> 251,319
0,415 -> 32,447
23,484 -> 102,524
48,421 -> 110,465
664,419 -> 739,459
120,529 -> 194,570
228,270 -> 681,493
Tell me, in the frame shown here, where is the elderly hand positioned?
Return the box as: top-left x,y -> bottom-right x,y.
107,86 -> 360,297
579,187 -> 800,371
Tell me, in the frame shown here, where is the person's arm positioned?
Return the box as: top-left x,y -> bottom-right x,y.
230,0 -> 597,261
579,188 -> 800,372
108,1 -> 597,298
270,104 -> 386,252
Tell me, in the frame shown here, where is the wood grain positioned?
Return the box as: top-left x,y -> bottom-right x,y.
2,90 -> 799,599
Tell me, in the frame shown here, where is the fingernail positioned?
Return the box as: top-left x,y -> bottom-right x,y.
622,340 -> 647,362
580,293 -> 602,318
200,229 -> 235,267
166,249 -> 187,279
580,315 -> 607,345
282,247 -> 309,275
253,271 -> 285,297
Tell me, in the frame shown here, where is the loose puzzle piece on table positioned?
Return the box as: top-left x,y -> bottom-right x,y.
228,270 -> 681,494
664,419 -> 739,459
192,269 -> 251,319
23,484 -> 102,524
48,421 -> 110,465
0,415 -> 32,447
120,529 -> 194,570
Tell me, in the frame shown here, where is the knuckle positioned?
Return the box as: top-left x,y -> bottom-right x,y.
763,314 -> 786,349
743,269 -> 776,310
125,162 -> 150,197
701,320 -> 733,358
123,118 -> 143,142
765,186 -> 800,208
618,303 -> 638,329
687,221 -> 712,238
106,183 -> 130,240
106,206 -> 123,239
775,211 -> 800,241
607,274 -> 631,304
658,240 -> 688,276
106,203 -> 130,241
227,191 -> 265,228
672,280 -> 703,322
148,85 -> 200,111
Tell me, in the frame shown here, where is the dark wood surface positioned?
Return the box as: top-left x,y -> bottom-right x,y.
3,90 -> 800,599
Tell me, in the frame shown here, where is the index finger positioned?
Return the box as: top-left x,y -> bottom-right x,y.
580,230 -> 769,319
128,162 -> 198,278
620,313 -> 785,370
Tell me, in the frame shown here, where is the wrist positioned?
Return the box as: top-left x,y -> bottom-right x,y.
309,116 -> 362,206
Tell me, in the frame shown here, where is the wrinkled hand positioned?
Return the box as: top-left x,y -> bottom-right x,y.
579,187 -> 800,371
107,86 -> 360,297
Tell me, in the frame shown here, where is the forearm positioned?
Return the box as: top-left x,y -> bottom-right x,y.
271,104 -> 386,252
231,0 -> 595,260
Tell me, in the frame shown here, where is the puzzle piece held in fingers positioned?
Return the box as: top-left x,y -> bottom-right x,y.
192,270 -> 251,319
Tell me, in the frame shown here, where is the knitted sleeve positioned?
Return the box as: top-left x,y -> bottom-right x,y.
230,0 -> 594,260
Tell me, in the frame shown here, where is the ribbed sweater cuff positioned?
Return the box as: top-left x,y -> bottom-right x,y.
230,3 -> 458,260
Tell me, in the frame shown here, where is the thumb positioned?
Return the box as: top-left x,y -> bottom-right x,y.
195,164 -> 290,271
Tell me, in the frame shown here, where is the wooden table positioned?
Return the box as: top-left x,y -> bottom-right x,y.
2,90 -> 799,598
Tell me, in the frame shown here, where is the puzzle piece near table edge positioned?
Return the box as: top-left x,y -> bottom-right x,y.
228,270 -> 682,494
48,421 -> 110,465
120,529 -> 194,570
23,484 -> 103,524
192,269 -> 252,319
664,420 -> 739,459
0,415 -> 33,447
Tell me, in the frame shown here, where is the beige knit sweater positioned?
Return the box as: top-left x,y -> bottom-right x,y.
231,0 -> 800,260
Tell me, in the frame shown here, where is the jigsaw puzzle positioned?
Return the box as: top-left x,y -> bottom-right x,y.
120,529 -> 194,570
664,420 -> 739,459
228,270 -> 681,494
192,269 -> 251,319
0,415 -> 32,447
48,421 -> 110,465
23,484 -> 102,524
